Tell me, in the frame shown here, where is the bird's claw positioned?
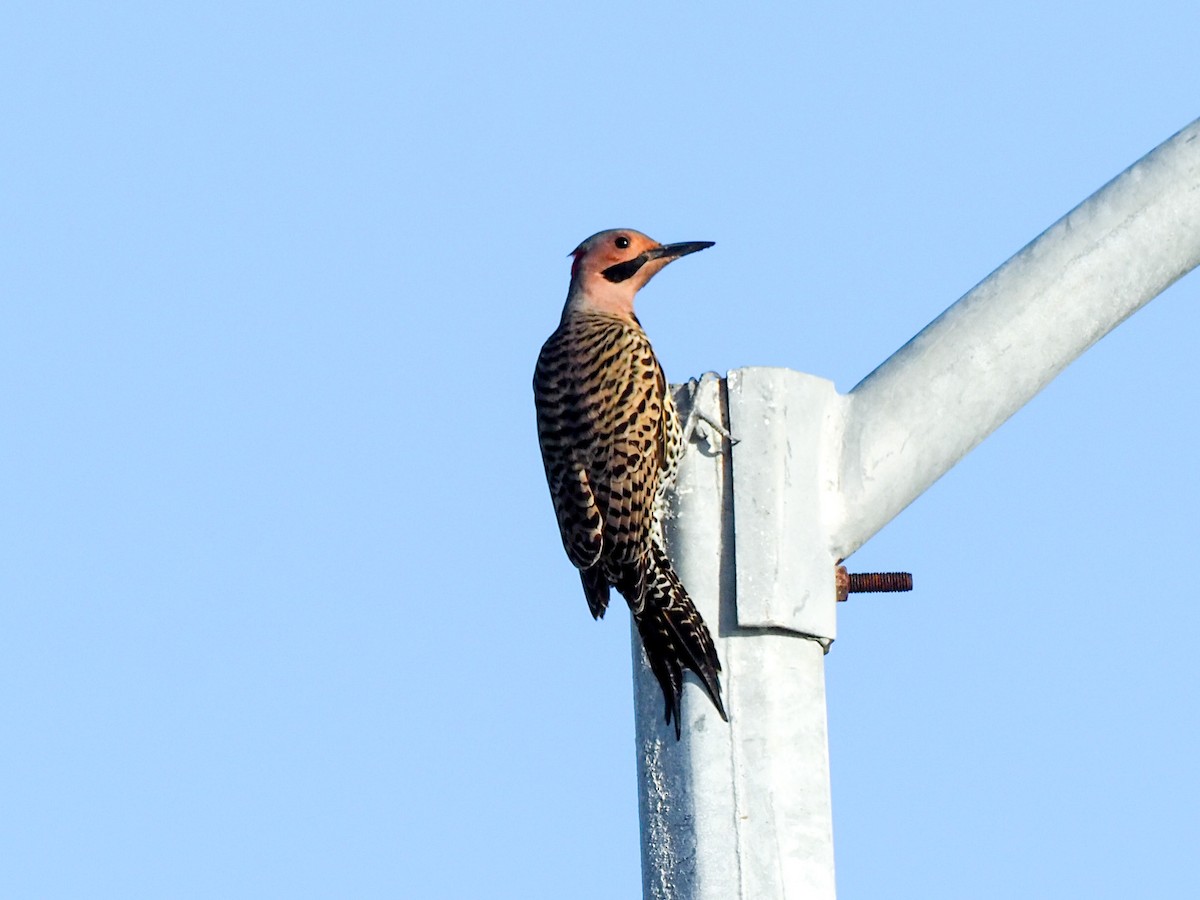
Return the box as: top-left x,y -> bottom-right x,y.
683,372 -> 738,454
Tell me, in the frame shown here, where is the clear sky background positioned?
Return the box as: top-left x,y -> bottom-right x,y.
3,3 -> 1198,898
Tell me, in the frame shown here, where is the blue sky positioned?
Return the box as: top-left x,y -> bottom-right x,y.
3,2 -> 1199,897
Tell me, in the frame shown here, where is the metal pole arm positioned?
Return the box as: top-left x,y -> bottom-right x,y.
831,118 -> 1200,559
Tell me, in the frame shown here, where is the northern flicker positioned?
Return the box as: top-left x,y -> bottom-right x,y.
533,228 -> 726,737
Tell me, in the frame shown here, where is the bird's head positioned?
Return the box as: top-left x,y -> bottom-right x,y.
563,229 -> 714,318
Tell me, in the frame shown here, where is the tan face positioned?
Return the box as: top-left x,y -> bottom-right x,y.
571,230 -> 664,286
566,229 -> 714,316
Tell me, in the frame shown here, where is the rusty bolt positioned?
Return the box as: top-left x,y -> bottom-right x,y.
835,565 -> 913,602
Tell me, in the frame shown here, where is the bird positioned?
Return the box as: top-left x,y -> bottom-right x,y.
533,228 -> 726,738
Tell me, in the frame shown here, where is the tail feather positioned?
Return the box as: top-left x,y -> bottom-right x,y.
627,541 -> 726,738
579,566 -> 611,619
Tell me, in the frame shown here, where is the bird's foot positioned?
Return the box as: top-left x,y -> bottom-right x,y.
682,372 -> 738,455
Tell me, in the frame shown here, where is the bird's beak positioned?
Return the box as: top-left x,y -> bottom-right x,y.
646,241 -> 716,261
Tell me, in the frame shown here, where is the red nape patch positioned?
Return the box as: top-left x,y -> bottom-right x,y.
570,249 -> 585,280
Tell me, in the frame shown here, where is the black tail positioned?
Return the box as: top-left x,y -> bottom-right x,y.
626,541 -> 726,739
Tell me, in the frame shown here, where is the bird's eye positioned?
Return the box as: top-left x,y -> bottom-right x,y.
615,236 -> 630,249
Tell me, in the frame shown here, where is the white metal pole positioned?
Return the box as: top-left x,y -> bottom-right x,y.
635,371 -> 841,900
634,117 -> 1200,899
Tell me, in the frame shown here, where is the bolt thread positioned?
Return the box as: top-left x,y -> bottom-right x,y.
846,572 -> 913,593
